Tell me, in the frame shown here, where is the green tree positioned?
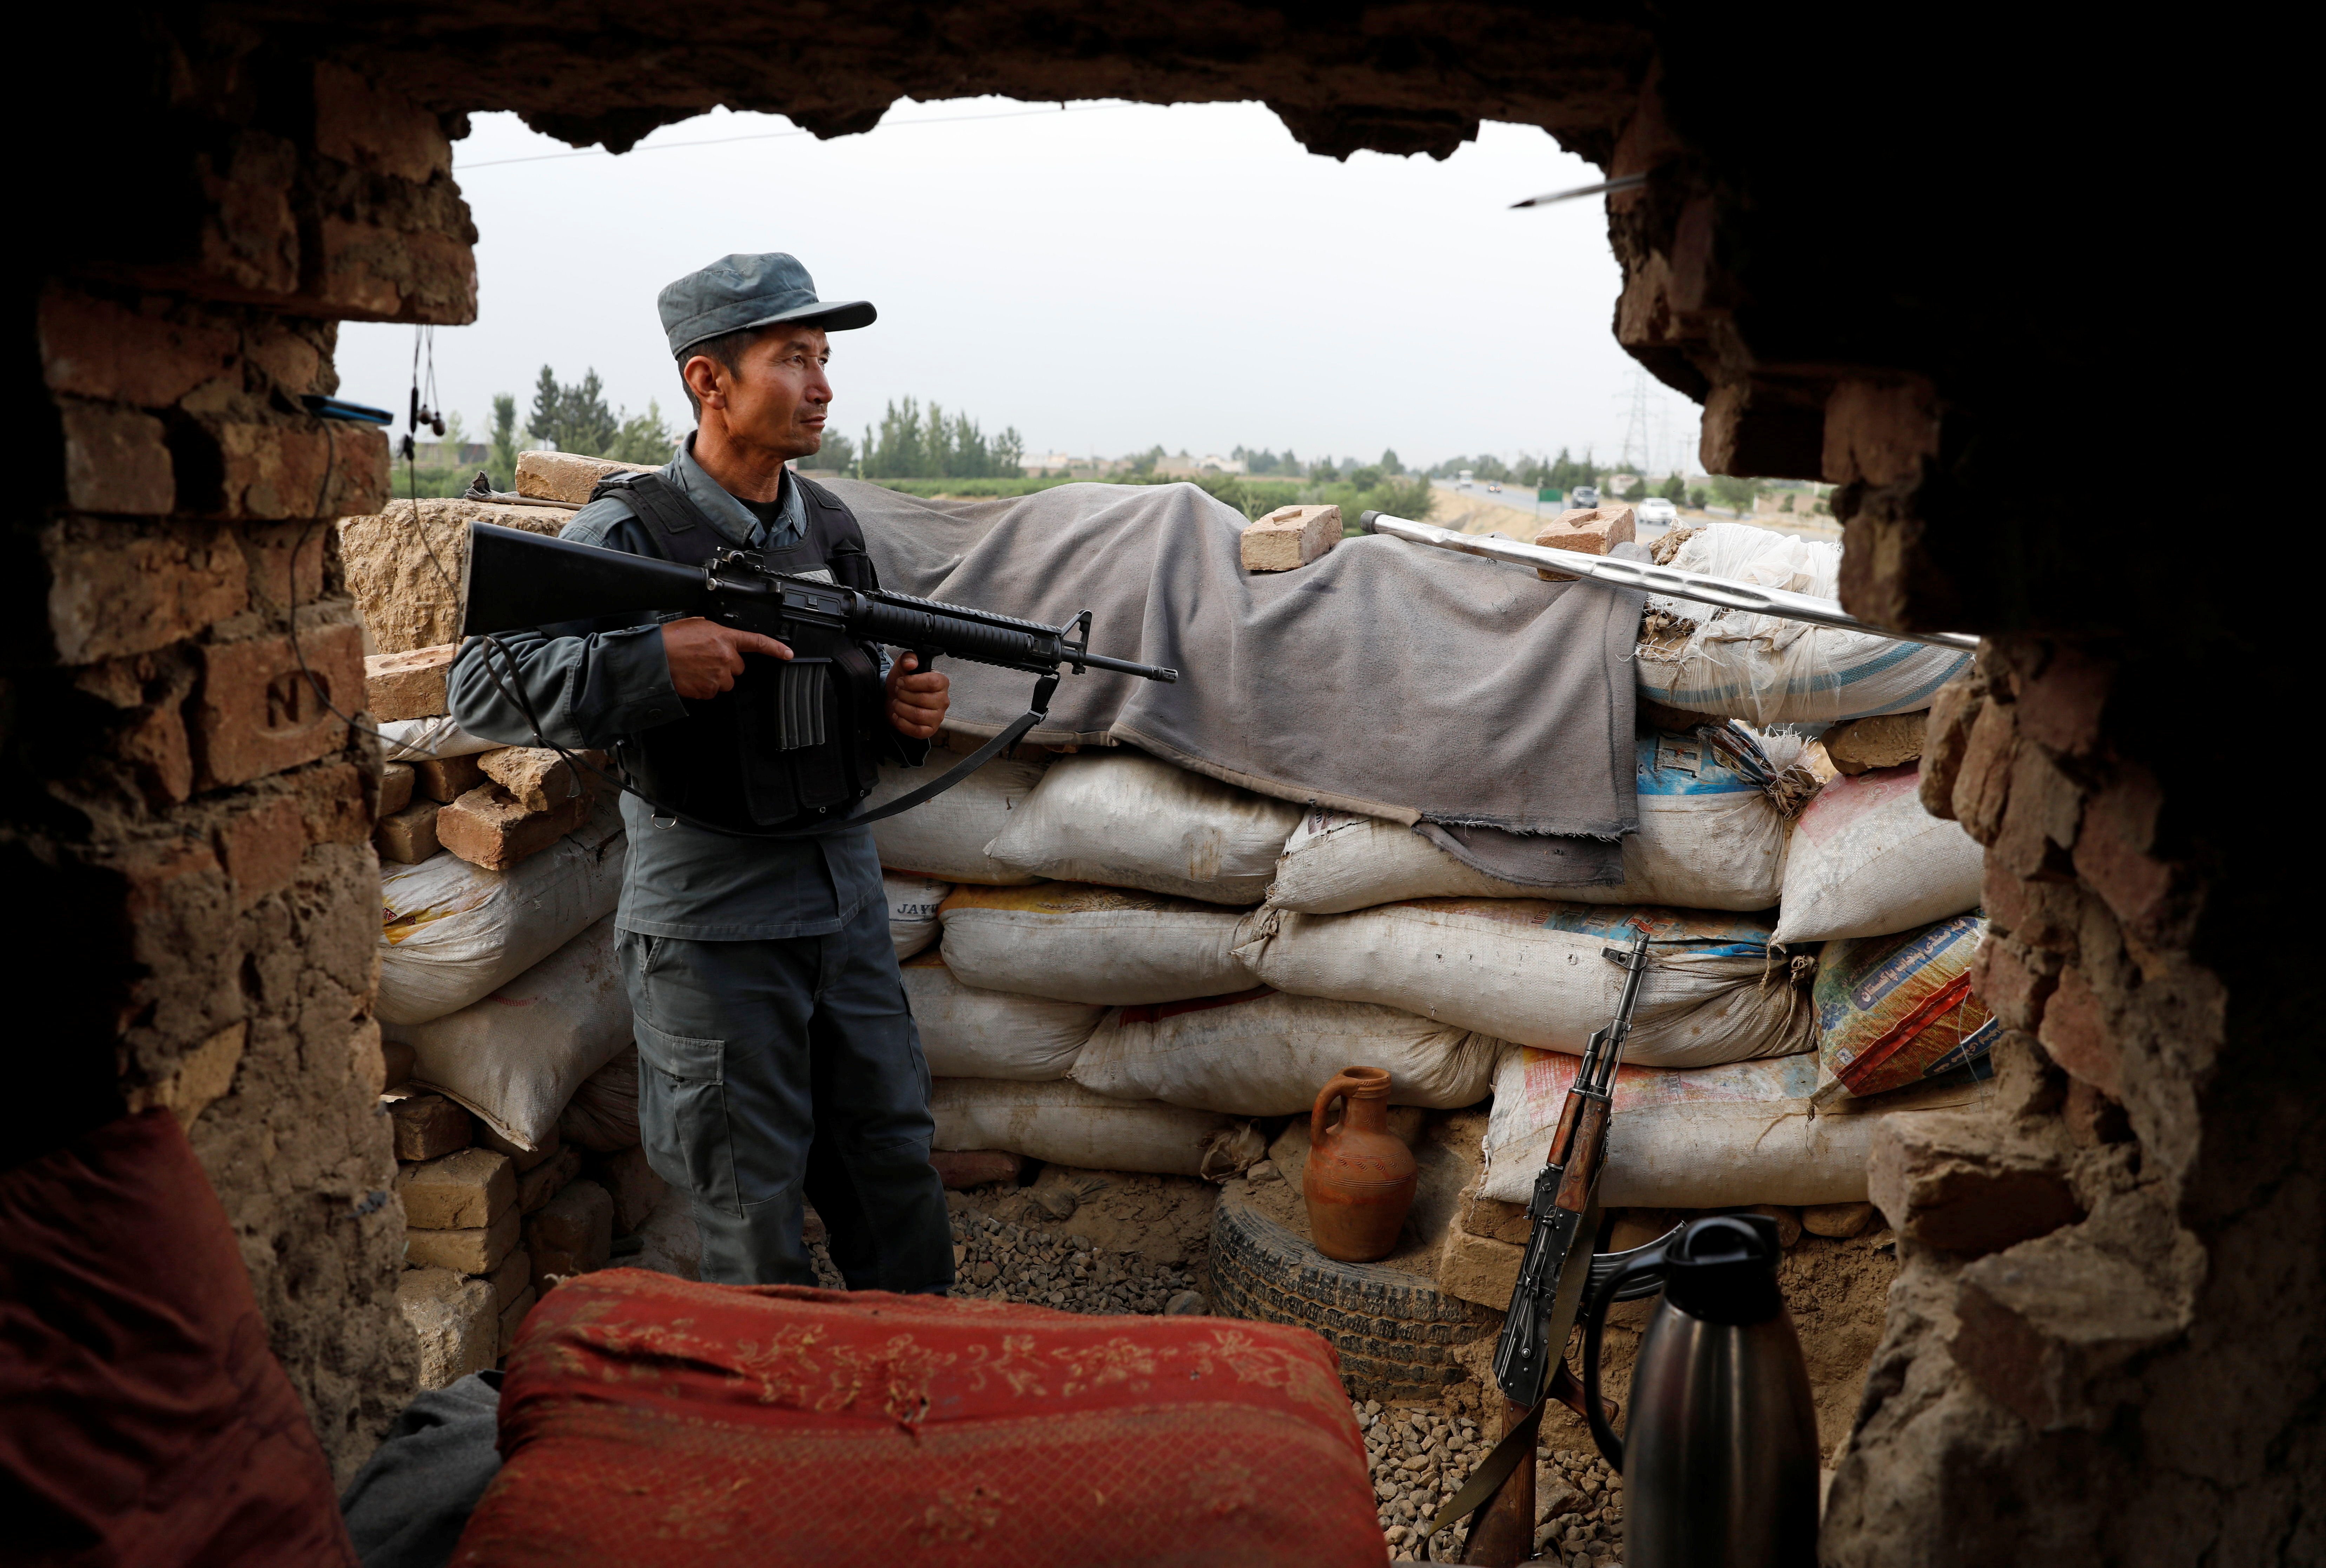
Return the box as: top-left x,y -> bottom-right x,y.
524,366 -> 619,456
1688,485 -> 1709,510
1658,473 -> 1687,501
1379,448 -> 1403,474
605,399 -> 676,465
1708,474 -> 1758,512
1350,465 -> 1383,490
489,393 -> 518,485
814,428 -> 856,472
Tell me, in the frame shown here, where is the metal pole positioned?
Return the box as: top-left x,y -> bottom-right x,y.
1359,511 -> 1978,653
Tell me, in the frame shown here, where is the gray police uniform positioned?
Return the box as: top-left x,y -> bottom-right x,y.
444,254 -> 952,1293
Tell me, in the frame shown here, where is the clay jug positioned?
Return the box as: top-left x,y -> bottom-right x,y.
1302,1065 -> 1417,1262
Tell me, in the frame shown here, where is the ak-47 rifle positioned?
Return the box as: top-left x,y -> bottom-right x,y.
1433,929 -> 1657,1564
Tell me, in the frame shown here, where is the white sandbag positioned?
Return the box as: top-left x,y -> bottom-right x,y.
376,714 -> 502,763
1234,900 -> 1812,1069
1478,1047 -> 1981,1208
884,872 -> 952,959
1772,762 -> 1984,945
377,807 -> 627,1026
984,750 -> 1302,905
930,1077 -> 1257,1179
864,752 -> 1049,884
899,952 -> 1101,1079
386,915 -> 631,1151
937,883 -> 1254,1005
1634,524 -> 1971,725
1267,728 -> 1793,915
1070,987 -> 1507,1116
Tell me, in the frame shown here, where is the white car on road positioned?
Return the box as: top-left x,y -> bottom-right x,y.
1637,496 -> 1678,527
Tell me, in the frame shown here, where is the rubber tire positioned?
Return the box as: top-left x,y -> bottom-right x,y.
1208,1186 -> 1492,1403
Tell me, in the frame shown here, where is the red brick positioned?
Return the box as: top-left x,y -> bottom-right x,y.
436,783 -> 590,871
1990,745 -> 2082,882
1981,861 -> 2079,954
527,1179 -> 614,1295
314,63 -> 451,183
119,703 -> 196,806
1821,376 -> 1941,487
375,800 -> 442,864
214,794 -> 308,904
244,324 -> 325,397
189,132 -> 301,298
61,402 -> 174,515
594,1145 -> 667,1232
932,1150 -> 1024,1190
518,1147 -> 584,1215
391,1093 -> 473,1161
39,288 -> 238,407
312,219 -> 478,326
379,761 -> 416,818
411,751 -> 488,804
194,620 -> 366,788
239,522 -> 329,613
2038,963 -> 2120,1101
1948,1228 -> 2182,1431
366,644 -> 456,722
200,420 -> 389,521
2073,769 -> 2182,943
1917,675 -> 1982,819
2062,1078 -> 2131,1147
40,518 -> 247,665
1950,699 -> 2018,844
1866,1113 -> 2081,1256
296,760 -> 375,845
2014,646 -> 2113,758
1968,932 -> 2059,1034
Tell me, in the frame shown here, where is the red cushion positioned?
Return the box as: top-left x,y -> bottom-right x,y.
0,1109 -> 356,1567
455,1270 -> 1382,1567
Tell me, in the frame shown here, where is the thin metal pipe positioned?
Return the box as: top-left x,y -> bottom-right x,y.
1360,511 -> 1979,653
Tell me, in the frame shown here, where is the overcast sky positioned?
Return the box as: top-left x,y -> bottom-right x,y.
337,99 -> 1705,474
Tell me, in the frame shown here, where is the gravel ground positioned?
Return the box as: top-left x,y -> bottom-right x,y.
1355,1400 -> 1625,1564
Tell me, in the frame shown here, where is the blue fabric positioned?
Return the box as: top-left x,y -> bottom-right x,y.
620,903 -> 954,1291
338,1371 -> 502,1568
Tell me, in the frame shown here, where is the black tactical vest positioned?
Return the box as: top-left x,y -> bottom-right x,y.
588,470 -> 894,832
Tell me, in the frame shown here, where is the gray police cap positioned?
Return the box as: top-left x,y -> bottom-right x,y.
658,253 -> 876,359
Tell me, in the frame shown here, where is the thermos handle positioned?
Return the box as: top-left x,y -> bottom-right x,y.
1580,1236 -> 1677,1472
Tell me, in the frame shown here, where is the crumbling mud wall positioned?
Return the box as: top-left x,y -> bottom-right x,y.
19,5 -> 2305,1547
18,28 -> 477,1481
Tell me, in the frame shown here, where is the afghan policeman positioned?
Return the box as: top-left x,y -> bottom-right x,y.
445,253 -> 955,1293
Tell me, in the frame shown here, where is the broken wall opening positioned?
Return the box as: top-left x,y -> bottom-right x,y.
15,5 -> 2306,1558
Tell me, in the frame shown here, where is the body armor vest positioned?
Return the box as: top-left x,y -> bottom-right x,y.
590,470 -> 892,833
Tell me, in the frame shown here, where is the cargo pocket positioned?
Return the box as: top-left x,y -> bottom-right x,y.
633,1016 -> 738,1213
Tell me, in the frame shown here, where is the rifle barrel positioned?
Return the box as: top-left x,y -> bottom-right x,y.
1359,511 -> 1977,653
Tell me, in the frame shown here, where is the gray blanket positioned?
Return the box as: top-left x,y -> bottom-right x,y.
839,479 -> 1642,869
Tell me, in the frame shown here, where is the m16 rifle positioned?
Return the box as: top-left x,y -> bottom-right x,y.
457,520 -> 1177,836
1432,929 -> 1663,1564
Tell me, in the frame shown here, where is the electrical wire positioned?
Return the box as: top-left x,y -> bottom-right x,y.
455,101 -> 1118,170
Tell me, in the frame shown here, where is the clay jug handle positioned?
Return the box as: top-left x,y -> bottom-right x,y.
1311,1071 -> 1366,1149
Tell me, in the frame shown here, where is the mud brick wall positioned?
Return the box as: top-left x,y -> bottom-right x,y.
16,28 -> 476,1481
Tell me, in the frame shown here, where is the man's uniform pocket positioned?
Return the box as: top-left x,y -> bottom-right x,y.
633,1012 -> 740,1213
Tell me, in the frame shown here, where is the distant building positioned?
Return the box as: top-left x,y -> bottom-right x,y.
1152,454 -> 1246,477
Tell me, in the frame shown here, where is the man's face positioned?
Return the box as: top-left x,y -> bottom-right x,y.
688,326 -> 833,460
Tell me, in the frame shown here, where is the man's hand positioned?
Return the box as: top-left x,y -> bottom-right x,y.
885,653 -> 950,740
661,616 -> 791,700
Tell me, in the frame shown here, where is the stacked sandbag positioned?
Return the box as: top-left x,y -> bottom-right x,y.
1267,725 -> 1805,915
983,751 -> 1302,904
1813,913 -> 1997,1098
1476,1046 -> 1978,1209
899,952 -> 1105,1079
1070,988 -> 1506,1115
929,1078 -> 1262,1180
1771,759 -> 1981,945
1232,899 -> 1813,1069
377,807 -> 626,1026
1633,524 -> 1971,725
937,883 -> 1254,1004
884,872 -> 951,959
385,915 -> 633,1151
863,751 -> 1049,883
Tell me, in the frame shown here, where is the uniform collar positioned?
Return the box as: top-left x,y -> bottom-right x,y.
666,432 -> 778,549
